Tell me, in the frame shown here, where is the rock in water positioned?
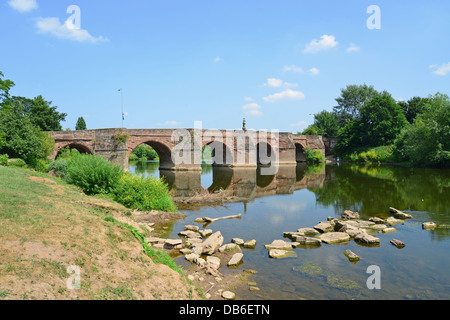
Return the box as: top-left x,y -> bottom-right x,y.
201,231 -> 224,255
389,207 -> 412,219
422,222 -> 437,230
222,291 -> 236,300
344,249 -> 360,262
227,253 -> 244,266
354,233 -> 380,246
390,239 -> 406,248
341,210 -> 360,220
268,249 -> 297,259
317,232 -> 350,244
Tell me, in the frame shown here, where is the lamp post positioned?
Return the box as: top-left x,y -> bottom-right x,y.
118,88 -> 124,128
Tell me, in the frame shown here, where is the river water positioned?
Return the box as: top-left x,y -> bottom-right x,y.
129,160 -> 450,300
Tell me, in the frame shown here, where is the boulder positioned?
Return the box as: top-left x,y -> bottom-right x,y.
386,216 -> 403,226
297,228 -> 320,236
390,239 -> 406,248
206,256 -> 221,270
317,232 -> 350,244
268,249 -> 297,259
231,238 -> 245,245
265,240 -> 293,250
341,210 -> 360,220
355,233 -> 380,246
199,229 -> 213,238
291,235 -> 322,246
218,243 -> 241,253
201,231 -> 224,255
389,207 -> 412,219
184,225 -> 199,232
314,221 -> 335,233
227,253 -> 244,267
344,249 -> 360,262
222,291 -> 236,300
369,217 -> 385,224
422,222 -> 437,230
243,239 -> 257,248
178,230 -> 202,239
381,227 -> 396,233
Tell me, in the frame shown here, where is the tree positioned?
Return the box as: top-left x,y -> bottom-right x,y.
333,84 -> 381,127
0,71 -> 15,104
397,96 -> 430,124
394,93 -> 450,167
301,110 -> 339,137
0,100 -> 54,163
75,117 -> 87,130
335,93 -> 408,156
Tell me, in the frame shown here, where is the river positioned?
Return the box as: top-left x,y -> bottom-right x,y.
129,160 -> 450,300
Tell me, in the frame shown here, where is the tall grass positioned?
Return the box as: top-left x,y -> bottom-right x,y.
113,173 -> 177,212
66,154 -> 124,195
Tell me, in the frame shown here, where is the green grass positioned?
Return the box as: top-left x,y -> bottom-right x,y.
342,145 -> 395,164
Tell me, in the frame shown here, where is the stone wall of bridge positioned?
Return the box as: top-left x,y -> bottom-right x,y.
50,128 -> 332,171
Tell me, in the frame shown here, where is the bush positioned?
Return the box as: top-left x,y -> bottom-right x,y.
342,146 -> 394,163
48,158 -> 69,178
0,154 -> 8,166
8,158 -> 27,168
304,147 -> 325,163
66,154 -> 124,195
113,173 -> 177,212
29,158 -> 50,173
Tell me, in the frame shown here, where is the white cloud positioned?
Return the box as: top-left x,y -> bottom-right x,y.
263,78 -> 299,88
8,0 -> 37,13
214,57 -> 222,63
290,121 -> 308,128
303,34 -> 338,53
283,64 -> 304,73
244,97 -> 254,102
35,17 -> 109,43
429,63 -> 450,76
347,43 -> 361,53
263,89 -> 306,103
308,67 -> 320,75
242,103 -> 262,116
263,78 -> 283,88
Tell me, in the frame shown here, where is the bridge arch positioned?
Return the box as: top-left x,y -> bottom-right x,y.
256,142 -> 275,166
128,140 -> 175,170
52,142 -> 94,160
295,143 -> 307,162
202,140 -> 234,167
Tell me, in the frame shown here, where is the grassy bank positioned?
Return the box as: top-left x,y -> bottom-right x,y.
0,165 -> 200,300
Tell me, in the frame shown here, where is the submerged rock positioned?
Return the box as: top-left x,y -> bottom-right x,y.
291,235 -> 322,246
268,249 -> 297,259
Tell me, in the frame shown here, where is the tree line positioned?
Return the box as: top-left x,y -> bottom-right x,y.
300,84 -> 449,167
0,71 -> 87,169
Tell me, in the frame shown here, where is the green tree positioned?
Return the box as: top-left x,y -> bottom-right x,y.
333,84 -> 381,127
75,117 -> 87,130
335,93 -> 408,156
394,93 -> 450,167
0,71 -> 15,104
301,110 -> 339,137
0,100 -> 54,163
397,96 -> 430,124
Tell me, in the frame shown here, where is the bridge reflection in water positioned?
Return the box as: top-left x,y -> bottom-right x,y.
129,161 -> 326,203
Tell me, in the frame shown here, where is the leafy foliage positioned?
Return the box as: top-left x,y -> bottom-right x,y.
113,173 -> 177,212
66,154 -> 124,195
393,93 -> 450,167
304,147 -> 325,163
302,110 -> 339,138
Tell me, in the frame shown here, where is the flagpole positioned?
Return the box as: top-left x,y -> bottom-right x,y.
119,88 -> 124,128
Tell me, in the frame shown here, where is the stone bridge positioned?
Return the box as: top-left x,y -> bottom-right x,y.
50,128 -> 333,172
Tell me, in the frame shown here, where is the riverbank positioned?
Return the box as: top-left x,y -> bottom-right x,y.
0,166 -> 203,300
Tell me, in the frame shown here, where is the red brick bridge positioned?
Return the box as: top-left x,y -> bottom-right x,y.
50,128 -> 335,171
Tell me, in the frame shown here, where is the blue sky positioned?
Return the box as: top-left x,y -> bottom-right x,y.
1,0 -> 449,132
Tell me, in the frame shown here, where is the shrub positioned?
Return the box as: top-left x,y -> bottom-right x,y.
8,158 -> 26,168
66,154 -> 124,195
0,154 -> 8,166
29,158 -> 50,173
113,173 -> 177,212
48,158 -> 69,178
304,147 -> 325,163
